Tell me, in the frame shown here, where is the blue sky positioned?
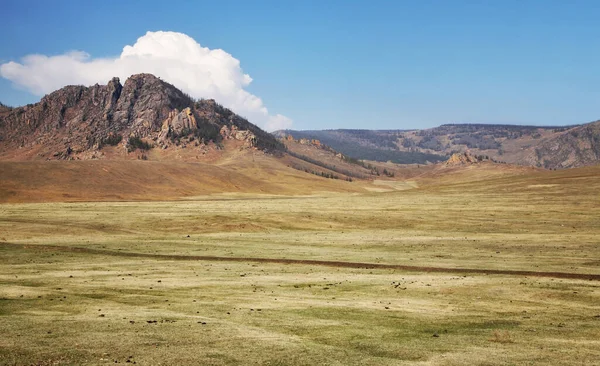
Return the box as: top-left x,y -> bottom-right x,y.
1,0 -> 599,130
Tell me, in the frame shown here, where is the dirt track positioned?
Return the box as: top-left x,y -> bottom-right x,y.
3,242 -> 599,281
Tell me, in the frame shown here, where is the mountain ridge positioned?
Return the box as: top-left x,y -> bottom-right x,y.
276,121 -> 600,169
0,74 -> 283,161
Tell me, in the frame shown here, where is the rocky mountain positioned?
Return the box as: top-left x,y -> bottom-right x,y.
0,74 -> 283,160
277,122 -> 600,169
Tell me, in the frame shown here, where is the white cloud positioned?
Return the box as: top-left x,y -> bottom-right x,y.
0,31 -> 291,131
266,114 -> 293,131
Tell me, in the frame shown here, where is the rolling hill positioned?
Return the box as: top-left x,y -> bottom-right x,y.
0,145 -> 368,203
276,121 -> 600,169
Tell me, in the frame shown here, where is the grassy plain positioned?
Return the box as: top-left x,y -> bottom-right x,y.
1,163 -> 600,365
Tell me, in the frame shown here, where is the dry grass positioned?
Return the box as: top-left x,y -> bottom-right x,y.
489,330 -> 515,344
0,151 -> 362,203
1,163 -> 600,365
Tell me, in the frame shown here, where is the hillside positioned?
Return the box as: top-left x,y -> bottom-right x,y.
0,74 -> 283,161
398,123 -> 600,169
278,135 -> 403,181
277,122 -> 600,169
273,129 -> 446,165
0,144 -> 365,203
0,144 -> 556,203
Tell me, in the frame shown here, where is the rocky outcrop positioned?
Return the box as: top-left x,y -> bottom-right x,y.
158,108 -> 197,144
220,125 -> 257,147
298,138 -> 321,146
0,74 -> 284,160
445,152 -> 483,166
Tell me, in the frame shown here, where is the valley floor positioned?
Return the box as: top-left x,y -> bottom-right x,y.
1,165 -> 599,365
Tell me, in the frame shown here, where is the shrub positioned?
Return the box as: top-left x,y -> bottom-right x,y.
100,134 -> 122,148
127,136 -> 151,152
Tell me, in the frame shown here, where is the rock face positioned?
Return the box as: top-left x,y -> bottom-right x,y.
445,152 -> 484,166
158,108 -> 197,144
0,74 -> 283,160
219,125 -> 257,147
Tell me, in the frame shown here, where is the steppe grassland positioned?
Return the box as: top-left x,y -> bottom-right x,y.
1,167 -> 599,365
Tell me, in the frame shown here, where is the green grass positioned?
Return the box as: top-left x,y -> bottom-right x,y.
1,167 -> 600,365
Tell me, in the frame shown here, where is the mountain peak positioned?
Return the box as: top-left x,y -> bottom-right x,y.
0,73 -> 283,160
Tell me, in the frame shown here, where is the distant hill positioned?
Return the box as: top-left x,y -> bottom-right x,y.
276,122 -> 600,169
273,129 -> 446,165
0,74 -> 283,160
278,134 -> 404,181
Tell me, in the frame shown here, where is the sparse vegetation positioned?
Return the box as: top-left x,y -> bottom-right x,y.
100,133 -> 122,148
450,133 -> 501,150
300,168 -> 339,179
287,150 -> 366,179
418,135 -> 445,151
281,130 -> 445,164
401,137 -> 416,148
382,168 -> 395,177
127,136 -> 151,152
